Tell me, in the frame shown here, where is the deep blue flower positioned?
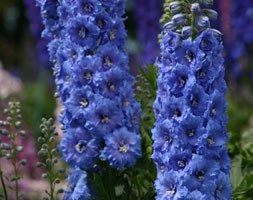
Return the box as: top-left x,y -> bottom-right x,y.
100,127 -> 141,170
152,119 -> 179,153
63,168 -> 90,200
155,171 -> 188,200
77,0 -> 99,15
65,85 -> 97,117
161,31 -> 181,53
94,69 -> 132,99
104,18 -> 127,46
72,56 -> 101,86
59,127 -> 101,169
179,114 -> 206,146
208,90 -> 227,123
194,58 -> 216,89
185,83 -> 209,116
97,44 -> 127,71
165,64 -> 190,97
214,172 -> 232,200
94,12 -> 112,32
183,155 -> 219,192
174,39 -> 198,66
67,16 -> 99,47
85,98 -> 124,135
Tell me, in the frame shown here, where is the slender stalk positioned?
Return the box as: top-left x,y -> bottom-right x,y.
0,168 -> 8,200
10,115 -> 20,200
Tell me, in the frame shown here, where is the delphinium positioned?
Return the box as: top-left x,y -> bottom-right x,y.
23,0 -> 50,69
133,0 -> 163,64
0,102 -> 27,200
152,0 -> 232,199
37,118 -> 65,200
222,0 -> 253,86
36,0 -> 142,198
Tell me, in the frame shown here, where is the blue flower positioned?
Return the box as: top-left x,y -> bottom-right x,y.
100,127 -> 141,170
214,172 -> 232,200
104,18 -> 127,46
65,85 -> 97,117
208,90 -> 227,124
67,16 -> 99,47
165,64 -> 190,97
72,56 -> 101,86
59,127 -> 101,169
152,119 -> 179,153
155,171 -> 188,200
179,114 -> 205,146
97,44 -> 128,71
185,83 -> 209,116
77,0 -> 99,15
63,168 -> 90,200
183,155 -> 219,192
85,98 -> 124,135
94,12 -> 112,32
94,69 -> 132,99
161,30 -> 181,53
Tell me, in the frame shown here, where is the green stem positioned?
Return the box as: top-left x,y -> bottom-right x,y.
10,115 -> 19,200
0,169 -> 8,200
47,139 -> 55,200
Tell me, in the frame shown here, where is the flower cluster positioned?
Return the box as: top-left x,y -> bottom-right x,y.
37,0 -> 141,198
220,0 -> 253,83
152,28 -> 232,199
133,0 -> 162,64
161,0 -> 218,39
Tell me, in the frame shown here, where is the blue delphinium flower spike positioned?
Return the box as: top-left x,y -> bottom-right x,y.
133,0 -> 163,64
36,0 -> 141,179
152,1 -> 232,199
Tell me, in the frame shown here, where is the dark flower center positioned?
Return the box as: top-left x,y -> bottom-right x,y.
109,29 -> 116,40
119,141 -> 128,153
207,136 -> 214,145
166,186 -> 176,196
210,108 -> 216,116
107,82 -> 115,91
191,96 -> 198,107
84,71 -> 93,80
197,69 -> 206,79
84,3 -> 93,13
172,109 -> 181,119
187,129 -> 195,137
79,27 -> 87,38
185,50 -> 195,62
164,135 -> 172,143
123,101 -> 130,106
200,38 -> 212,51
97,19 -> 106,29
75,141 -> 87,153
104,56 -> 113,68
101,115 -> 110,124
178,76 -> 187,88
177,160 -> 186,168
197,170 -> 205,181
80,99 -> 89,107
